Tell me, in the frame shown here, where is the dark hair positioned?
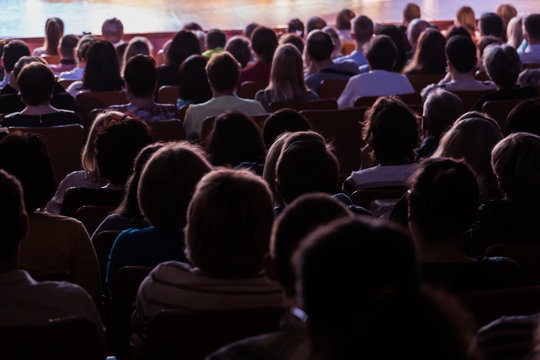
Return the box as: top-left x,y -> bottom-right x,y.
244,22 -> 260,39
306,30 -> 334,62
479,12 -> 504,38
288,18 -> 305,38
423,89 -> 463,137
364,97 -> 419,164
445,25 -> 472,40
44,17 -> 64,55
167,30 -> 201,69
123,55 -> 157,98
178,55 -> 212,104
279,33 -> 305,54
208,111 -> 266,166
76,35 -> 95,62
483,44 -> 521,89
206,29 -> 227,50
12,56 -> 46,80
95,115 -> 152,186
183,22 -> 203,31
477,35 -> 503,59
272,193 -> 351,297
263,108 -> 311,148
59,34 -> 79,59
115,143 -> 164,218
2,40 -> 30,73
206,51 -> 240,92
353,15 -> 374,43
82,39 -> 123,92
374,24 -> 408,71
366,35 -> 397,71
276,131 -> 338,204
225,36 -> 252,68
405,29 -> 447,74
505,99 -> 540,136
0,170 -> 27,261
17,62 -> 55,106
409,158 -> 479,241
306,16 -> 327,34
403,3 -> 421,23
525,14 -> 540,42
0,133 -> 55,211
337,9 -> 356,31
446,35 -> 477,73
251,26 -> 278,64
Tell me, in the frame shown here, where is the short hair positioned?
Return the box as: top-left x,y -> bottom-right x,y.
479,12 -> 504,38
16,62 -> 55,106
124,54 -> 157,98
507,16 -> 524,49
178,55 -> 212,104
276,131 -> 338,204
225,36 -> 251,68
207,111 -> 266,167
0,133 -> 55,211
186,169 -> 274,277
95,113 -> 152,186
364,97 -> 419,164
2,40 -> 30,73
206,51 -> 240,92
101,17 -> 124,43
12,56 -> 47,81
244,22 -> 260,39
409,158 -> 479,241
306,30 -> 334,62
524,14 -> 540,42
206,28 -> 227,50
306,16 -> 327,34
287,18 -> 305,38
423,89 -> 463,137
279,33 -> 304,54
336,9 -> 356,31
263,108 -> 311,148
59,34 -> 79,59
352,15 -> 374,44
407,19 -> 431,47
446,35 -> 477,73
445,25 -> 473,40
0,170 -> 27,261
492,132 -> 540,202
76,35 -> 95,62
365,34 -> 397,70
403,3 -> 421,24
81,111 -> 118,178
250,26 -> 278,63
167,30 -> 201,69
122,36 -> 152,70
483,44 -> 521,88
374,24 -> 408,72
496,4 -> 518,29
183,22 -> 203,31
138,142 -> 211,231
505,99 -> 540,136
272,193 -> 351,297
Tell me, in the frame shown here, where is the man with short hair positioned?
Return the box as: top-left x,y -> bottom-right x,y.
203,29 -> 226,58
479,12 -> 504,39
0,40 -> 30,90
333,15 -> 373,67
49,34 -> 78,75
519,14 -> 540,64
304,30 -> 359,94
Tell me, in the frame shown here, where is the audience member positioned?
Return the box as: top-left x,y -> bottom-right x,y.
403,3 -> 421,28
407,18 -> 431,52
262,109 -> 311,148
263,132 -> 291,206
0,40 -> 30,90
156,30 -> 200,88
102,17 -> 124,46
183,51 -> 265,139
58,34 -> 94,81
203,29 -> 226,58
496,4 -> 518,35
255,44 -> 318,110
278,33 -> 305,54
225,36 -> 251,69
238,26 -> 278,85
445,25 -> 473,40
121,36 -> 153,74
336,9 -> 356,43
244,22 -> 260,40
322,26 -> 343,59
518,14 -> 540,64
177,55 -> 212,108
506,16 -> 523,49
334,15 -> 373,67
287,18 -> 305,38
375,23 -> 409,72
404,28 -> 447,75
455,6 -> 478,40
32,17 -> 64,57
505,99 -> 540,136
49,34 -> 78,75
306,16 -> 327,34
479,12 -> 504,39
338,35 -> 414,109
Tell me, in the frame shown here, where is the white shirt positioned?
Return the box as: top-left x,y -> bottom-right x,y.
345,164 -> 420,191
337,70 -> 415,109
59,67 -> 85,81
519,44 -> 540,64
183,95 -> 265,139
421,78 -> 497,98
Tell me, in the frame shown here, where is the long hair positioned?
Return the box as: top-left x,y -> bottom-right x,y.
44,17 -> 64,56
268,44 -> 308,103
404,29 -> 447,75
82,39 -> 123,92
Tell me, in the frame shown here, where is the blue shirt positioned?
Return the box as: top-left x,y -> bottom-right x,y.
333,50 -> 368,67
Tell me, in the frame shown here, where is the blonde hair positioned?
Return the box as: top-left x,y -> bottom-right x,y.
267,44 -> 308,104
496,4 -> 518,29
121,36 -> 153,75
455,6 -> 477,37
506,17 -> 523,48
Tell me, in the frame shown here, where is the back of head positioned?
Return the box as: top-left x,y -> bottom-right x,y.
0,170 -> 28,263
17,62 -> 55,106
244,22 -> 260,40
44,17 -> 64,55
423,88 -> 463,137
365,34 -> 397,71
279,33 -> 305,54
374,24 -> 408,71
306,16 -> 327,34
446,35 -> 477,74
505,99 -> 540,136
3,40 -> 30,73
306,30 -> 334,62
507,16 -> 523,49
167,30 -> 201,68
497,4 -> 518,28
186,169 -> 274,277
477,35 -> 503,59
0,133 -> 55,212
352,15 -> 374,44
76,35 -> 95,63
403,3 -> 421,25
263,109 -> 311,148
123,37 -> 152,67
407,19 -> 431,47
524,14 -> 540,43
60,34 -> 79,59
407,28 -> 446,74
101,17 -> 124,43
455,6 -> 476,35
492,132 -> 540,203
445,26 -> 473,40
409,158 -> 479,241
287,18 -> 305,38
83,39 -> 123,92
206,28 -> 227,50
183,22 -> 203,31
13,56 -> 47,81
364,97 -> 419,164
269,44 -> 306,100
479,12 -> 504,38
225,36 -> 252,68
263,132 -> 292,205
483,44 -> 521,88
124,54 -> 156,99
250,26 -> 278,63
178,55 -> 212,104
336,9 -> 356,31
272,193 -> 351,297
208,111 -> 266,166
95,113 -> 152,186
206,51 -> 240,92
138,142 -> 211,231
276,131 -> 338,204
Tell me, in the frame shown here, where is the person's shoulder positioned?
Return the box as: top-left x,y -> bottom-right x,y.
30,211 -> 86,230
334,60 -> 360,73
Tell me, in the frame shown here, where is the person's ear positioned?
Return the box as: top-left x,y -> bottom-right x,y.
263,253 -> 278,281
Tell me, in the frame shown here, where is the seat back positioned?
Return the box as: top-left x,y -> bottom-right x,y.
149,119 -> 185,142
237,81 -> 267,99
157,85 -> 180,104
450,89 -> 496,111
353,93 -> 422,108
8,124 -> 85,184
42,54 -> 61,65
58,79 -> 76,90
268,98 -> 337,112
341,41 -> 355,55
485,243 -> 540,285
74,205 -> 115,236
482,99 -> 534,130
147,307 -> 285,359
76,91 -> 128,129
406,74 -> 445,93
92,230 -> 121,290
319,79 -> 348,99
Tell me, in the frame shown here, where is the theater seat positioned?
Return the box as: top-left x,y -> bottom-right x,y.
268,98 -> 337,112
482,99 -> 536,130
237,81 -> 267,99
319,79 -> 348,99
353,93 -> 422,108
149,119 -> 185,142
157,85 -> 180,105
92,230 -> 122,291
76,91 -> 128,129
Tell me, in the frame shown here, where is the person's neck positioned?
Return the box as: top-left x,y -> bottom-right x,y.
128,96 -> 156,108
355,41 -> 367,53
314,59 -> 334,72
212,89 -> 235,97
21,103 -> 57,115
450,69 -> 475,82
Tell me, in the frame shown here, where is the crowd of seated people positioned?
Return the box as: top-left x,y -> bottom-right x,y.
3,3 -> 540,360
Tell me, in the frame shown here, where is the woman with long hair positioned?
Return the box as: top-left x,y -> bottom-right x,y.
404,29 -> 447,75
156,30 -> 200,88
32,17 -> 64,57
